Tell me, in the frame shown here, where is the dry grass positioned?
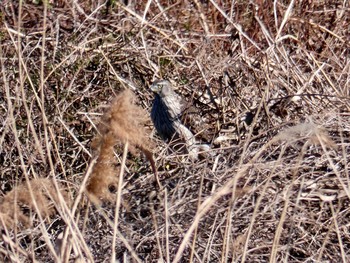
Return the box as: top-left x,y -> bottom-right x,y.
86,89 -> 156,203
0,0 -> 349,262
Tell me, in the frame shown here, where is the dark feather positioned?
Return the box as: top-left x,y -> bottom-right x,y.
151,93 -> 178,141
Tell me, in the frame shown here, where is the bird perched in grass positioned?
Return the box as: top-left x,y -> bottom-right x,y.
150,79 -> 210,159
150,80 -> 183,141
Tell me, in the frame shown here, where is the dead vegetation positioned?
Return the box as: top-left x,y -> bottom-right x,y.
0,178 -> 69,230
0,0 -> 349,262
86,89 -> 157,203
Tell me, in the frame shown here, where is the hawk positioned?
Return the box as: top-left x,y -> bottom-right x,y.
150,80 -> 210,158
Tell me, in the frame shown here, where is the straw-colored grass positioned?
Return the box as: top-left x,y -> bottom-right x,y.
0,1 -> 349,262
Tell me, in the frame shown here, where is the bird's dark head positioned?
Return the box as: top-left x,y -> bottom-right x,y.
150,80 -> 173,97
